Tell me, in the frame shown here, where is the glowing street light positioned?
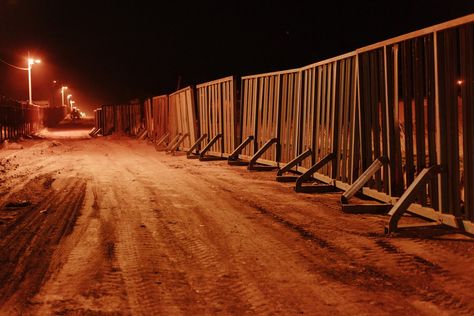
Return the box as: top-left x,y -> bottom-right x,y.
67,94 -> 72,109
61,86 -> 68,106
27,56 -> 41,105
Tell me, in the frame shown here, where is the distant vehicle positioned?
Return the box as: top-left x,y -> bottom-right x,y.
71,107 -> 81,121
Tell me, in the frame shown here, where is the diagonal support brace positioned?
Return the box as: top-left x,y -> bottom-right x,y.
295,152 -> 336,192
200,134 -> 226,161
186,134 -> 207,159
248,138 -> 278,171
170,133 -> 189,154
228,136 -> 254,165
340,156 -> 389,204
138,130 -> 148,140
154,132 -> 170,151
386,165 -> 442,234
276,148 -> 312,182
165,133 -> 182,152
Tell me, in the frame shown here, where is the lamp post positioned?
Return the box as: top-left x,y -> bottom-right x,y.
61,86 -> 68,106
67,94 -> 72,110
27,56 -> 41,105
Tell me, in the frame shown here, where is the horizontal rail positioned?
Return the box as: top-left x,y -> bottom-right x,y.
357,13 -> 474,53
196,76 -> 234,88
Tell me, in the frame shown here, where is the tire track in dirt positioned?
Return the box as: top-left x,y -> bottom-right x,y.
31,180 -> 130,315
128,158 -> 292,313
93,155 -> 201,315
174,159 -> 474,315
11,138 -> 472,315
136,168 -> 391,315
151,204 -> 269,314
373,239 -> 474,315
0,175 -> 86,313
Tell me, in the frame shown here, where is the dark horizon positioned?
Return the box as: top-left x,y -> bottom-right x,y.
1,0 -> 473,113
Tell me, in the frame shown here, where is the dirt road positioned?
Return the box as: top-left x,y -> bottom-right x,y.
0,127 -> 473,315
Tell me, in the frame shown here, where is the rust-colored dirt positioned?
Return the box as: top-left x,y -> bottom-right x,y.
0,131 -> 473,315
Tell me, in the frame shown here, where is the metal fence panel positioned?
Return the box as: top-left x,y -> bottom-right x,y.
240,69 -> 300,164
168,86 -> 197,151
241,77 -> 259,158
144,95 -> 168,140
196,76 -> 237,157
355,15 -> 474,232
299,54 -> 358,185
0,98 -> 43,141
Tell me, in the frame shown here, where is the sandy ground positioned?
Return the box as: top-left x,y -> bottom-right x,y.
0,122 -> 473,315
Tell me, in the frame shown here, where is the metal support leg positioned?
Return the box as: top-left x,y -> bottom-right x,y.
295,153 -> 336,193
138,130 -> 148,140
386,165 -> 442,234
186,134 -> 207,159
276,149 -> 312,182
200,134 -> 226,161
228,136 -> 254,166
248,138 -> 278,171
340,156 -> 390,213
154,132 -> 170,151
341,156 -> 389,203
166,133 -> 182,153
89,127 -> 98,136
170,133 -> 189,154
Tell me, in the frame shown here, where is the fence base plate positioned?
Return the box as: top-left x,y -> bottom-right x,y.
295,184 -> 336,193
199,156 -> 227,162
248,164 -> 278,171
342,203 -> 392,214
276,175 -> 299,182
228,159 -> 249,166
384,222 -> 443,234
187,153 -> 200,159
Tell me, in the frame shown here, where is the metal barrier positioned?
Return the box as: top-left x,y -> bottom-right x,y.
236,69 -> 301,169
193,76 -> 237,159
234,15 -> 474,233
43,106 -> 67,127
297,53 -> 359,191
92,14 -> 474,234
94,103 -> 143,136
168,86 -> 198,151
144,95 -> 168,142
0,97 -> 43,141
346,15 -> 474,233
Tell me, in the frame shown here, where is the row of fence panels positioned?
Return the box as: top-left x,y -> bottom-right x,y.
0,99 -> 44,141
95,103 -> 143,136
93,14 -> 473,233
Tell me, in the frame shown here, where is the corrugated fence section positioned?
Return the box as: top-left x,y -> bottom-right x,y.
144,95 -> 168,141
194,76 -> 237,158
168,86 -> 197,151
298,53 -> 359,188
92,14 -> 474,234
94,103 -> 143,136
238,69 -> 301,167
0,97 -> 43,141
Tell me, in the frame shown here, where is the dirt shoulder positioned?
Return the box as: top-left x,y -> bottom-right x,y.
0,136 -> 473,315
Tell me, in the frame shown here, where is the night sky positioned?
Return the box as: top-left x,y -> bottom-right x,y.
1,0 -> 473,113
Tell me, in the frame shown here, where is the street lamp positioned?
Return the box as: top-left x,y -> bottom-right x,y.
27,57 -> 41,105
67,94 -> 72,110
61,86 -> 68,106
